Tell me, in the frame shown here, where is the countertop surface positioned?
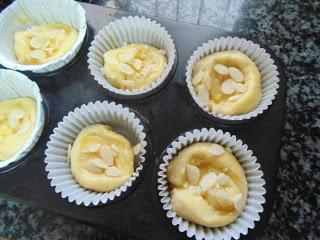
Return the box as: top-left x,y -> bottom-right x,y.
0,0 -> 319,239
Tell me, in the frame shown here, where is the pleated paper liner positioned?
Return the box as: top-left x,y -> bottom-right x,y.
158,128 -> 266,240
0,0 -> 87,73
186,36 -> 280,122
44,101 -> 148,206
0,69 -> 44,169
88,15 -> 176,98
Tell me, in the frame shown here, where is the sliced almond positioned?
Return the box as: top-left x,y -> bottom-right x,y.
85,159 -> 102,174
105,166 -> 123,177
100,146 -> 114,166
202,72 -> 213,90
197,84 -> 209,106
221,79 -> 235,95
133,143 -> 141,155
228,94 -> 242,102
217,173 -> 229,185
30,35 -> 46,49
233,193 -> 243,212
182,182 -> 189,188
121,48 -> 137,62
220,189 -> 229,200
214,64 -> 229,75
192,70 -> 204,85
117,63 -> 135,75
199,173 -> 217,192
29,49 -> 46,60
186,164 -> 200,185
67,144 -> 72,164
229,67 -> 244,82
89,158 -> 109,169
16,119 -> 31,134
210,144 -> 224,155
82,143 -> 101,153
120,79 -> 135,87
8,110 -> 25,129
141,65 -> 152,76
234,83 -> 247,93
132,58 -> 142,70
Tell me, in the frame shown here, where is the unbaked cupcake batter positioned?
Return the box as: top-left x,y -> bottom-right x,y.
0,97 -> 36,160
14,23 -> 78,65
103,44 -> 167,90
70,124 -> 136,192
167,142 -> 248,227
192,50 -> 261,115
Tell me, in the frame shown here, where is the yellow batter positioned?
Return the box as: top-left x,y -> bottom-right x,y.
192,50 -> 261,115
14,23 -> 78,65
103,44 -> 167,90
0,97 -> 36,160
70,124 -> 134,192
167,143 -> 247,227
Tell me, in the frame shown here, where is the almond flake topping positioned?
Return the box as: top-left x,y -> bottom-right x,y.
132,58 -> 142,70
117,63 -> 135,75
82,143 -> 101,153
105,166 -> 123,177
89,158 -> 109,169
229,67 -> 244,82
192,70 -> 204,85
220,189 -> 229,200
217,173 -> 229,185
197,84 -> 209,106
234,193 -> 243,212
29,49 -> 46,60
210,144 -> 224,155
30,35 -> 46,49
141,65 -> 152,76
121,48 -> 137,62
199,173 -> 217,192
186,164 -> 200,185
214,64 -> 229,75
100,146 -> 114,166
221,79 -> 236,95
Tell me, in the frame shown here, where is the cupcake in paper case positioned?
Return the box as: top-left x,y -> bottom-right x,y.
0,0 -> 87,73
158,128 -> 266,240
186,36 -> 280,121
0,69 -> 44,169
44,101 -> 147,206
88,15 -> 176,97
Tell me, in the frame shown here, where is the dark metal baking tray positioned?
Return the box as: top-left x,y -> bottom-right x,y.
0,3 -> 286,240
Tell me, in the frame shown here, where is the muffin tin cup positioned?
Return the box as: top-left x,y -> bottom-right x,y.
157,128 -> 266,240
0,69 -> 44,169
44,100 -> 148,206
87,15 -> 177,98
186,36 -> 280,122
0,0 -> 87,74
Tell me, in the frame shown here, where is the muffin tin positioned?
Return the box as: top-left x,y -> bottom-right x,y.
0,3 -> 286,240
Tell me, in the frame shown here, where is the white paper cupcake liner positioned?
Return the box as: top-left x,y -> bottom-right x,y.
44,100 -> 147,206
88,15 -> 176,97
186,36 -> 280,121
0,0 -> 87,73
158,128 -> 266,240
0,69 -> 44,169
